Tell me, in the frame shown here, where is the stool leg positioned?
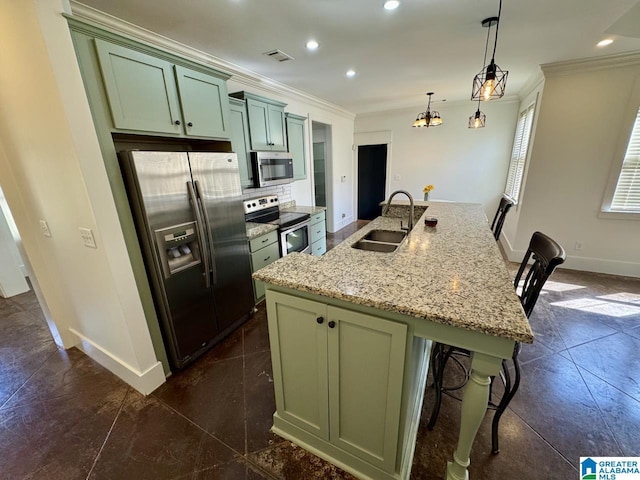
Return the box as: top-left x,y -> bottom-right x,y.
491,352 -> 521,454
428,344 -> 452,430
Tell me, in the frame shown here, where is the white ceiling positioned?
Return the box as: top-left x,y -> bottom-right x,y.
75,0 -> 640,114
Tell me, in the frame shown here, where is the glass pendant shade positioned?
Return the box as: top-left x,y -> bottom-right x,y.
468,109 -> 486,128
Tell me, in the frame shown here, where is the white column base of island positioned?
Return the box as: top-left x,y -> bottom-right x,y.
254,202 -> 533,480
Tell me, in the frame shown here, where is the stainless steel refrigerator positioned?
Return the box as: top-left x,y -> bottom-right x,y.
120,150 -> 254,369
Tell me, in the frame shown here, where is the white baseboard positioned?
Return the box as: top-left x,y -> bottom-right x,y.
69,328 -> 166,395
499,236 -> 640,279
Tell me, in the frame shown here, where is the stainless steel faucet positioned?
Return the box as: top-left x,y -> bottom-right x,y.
382,190 -> 414,232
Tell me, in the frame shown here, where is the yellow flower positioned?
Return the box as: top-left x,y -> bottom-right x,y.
423,184 -> 434,193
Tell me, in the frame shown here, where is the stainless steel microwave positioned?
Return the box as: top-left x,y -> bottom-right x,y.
251,151 -> 294,187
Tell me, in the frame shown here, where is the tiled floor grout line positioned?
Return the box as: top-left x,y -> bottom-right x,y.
85,387 -> 131,480
0,346 -> 61,410
507,406 -> 578,471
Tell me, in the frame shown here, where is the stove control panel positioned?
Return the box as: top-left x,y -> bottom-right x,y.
243,195 -> 279,214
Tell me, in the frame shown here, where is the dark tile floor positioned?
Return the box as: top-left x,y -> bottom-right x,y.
1,224 -> 639,479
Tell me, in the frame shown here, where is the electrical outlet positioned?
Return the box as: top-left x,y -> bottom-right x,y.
394,174 -> 401,181
574,241 -> 583,251
79,227 -> 97,249
39,220 -> 51,237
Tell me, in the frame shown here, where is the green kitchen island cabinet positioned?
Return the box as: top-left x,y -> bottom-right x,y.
254,201 -> 533,480
267,291 -> 410,475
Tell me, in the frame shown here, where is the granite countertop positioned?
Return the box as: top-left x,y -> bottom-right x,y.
253,202 -> 533,343
246,222 -> 278,240
280,205 -> 327,215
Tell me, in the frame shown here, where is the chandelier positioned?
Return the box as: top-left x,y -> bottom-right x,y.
412,92 -> 443,128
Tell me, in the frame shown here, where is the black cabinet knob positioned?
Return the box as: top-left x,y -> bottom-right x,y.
328,321 -> 336,328
316,317 -> 324,324
187,122 -> 193,127
174,120 -> 181,125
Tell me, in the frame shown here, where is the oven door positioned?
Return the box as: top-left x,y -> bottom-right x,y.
280,220 -> 311,256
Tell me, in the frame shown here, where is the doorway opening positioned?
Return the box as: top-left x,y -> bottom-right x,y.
357,144 -> 388,220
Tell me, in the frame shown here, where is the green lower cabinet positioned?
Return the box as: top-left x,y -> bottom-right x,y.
249,231 -> 280,301
266,291 -> 407,475
310,211 -> 326,256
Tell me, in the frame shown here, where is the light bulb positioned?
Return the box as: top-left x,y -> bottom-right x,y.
474,118 -> 481,128
481,79 -> 495,100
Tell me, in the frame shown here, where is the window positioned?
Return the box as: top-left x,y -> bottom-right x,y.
504,103 -> 535,203
610,106 -> 640,212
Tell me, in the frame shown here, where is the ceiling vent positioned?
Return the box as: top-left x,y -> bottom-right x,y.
263,49 -> 294,62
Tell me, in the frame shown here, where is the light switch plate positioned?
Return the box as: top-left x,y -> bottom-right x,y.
79,227 -> 97,249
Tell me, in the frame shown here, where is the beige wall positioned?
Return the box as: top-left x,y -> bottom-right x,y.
354,99 -> 520,220
504,63 -> 640,277
0,0 -> 164,393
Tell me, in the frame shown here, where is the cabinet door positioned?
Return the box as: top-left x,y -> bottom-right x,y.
246,98 -> 271,150
266,292 -> 329,440
327,306 -> 407,473
229,100 -> 253,187
286,115 -> 307,180
267,105 -> 287,151
95,39 -> 182,134
174,66 -> 230,139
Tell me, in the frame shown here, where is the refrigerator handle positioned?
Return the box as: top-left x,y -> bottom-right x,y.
186,181 -> 211,289
194,180 -> 218,285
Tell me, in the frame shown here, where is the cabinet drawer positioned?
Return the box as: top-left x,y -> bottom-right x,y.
310,211 -> 325,225
249,230 -> 278,252
310,223 -> 326,245
312,239 -> 326,257
251,242 -> 281,271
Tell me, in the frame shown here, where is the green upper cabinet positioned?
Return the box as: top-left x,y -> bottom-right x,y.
286,113 -> 307,180
229,98 -> 253,188
94,38 -> 230,139
230,92 -> 287,151
174,66 -> 230,138
95,39 -> 182,135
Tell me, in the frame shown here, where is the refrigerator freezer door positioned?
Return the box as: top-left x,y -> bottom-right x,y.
125,151 -> 219,367
189,152 -> 254,333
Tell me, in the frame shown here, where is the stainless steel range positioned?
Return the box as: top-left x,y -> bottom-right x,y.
244,196 -> 311,256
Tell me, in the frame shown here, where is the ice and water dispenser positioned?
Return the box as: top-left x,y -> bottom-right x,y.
154,222 -> 202,279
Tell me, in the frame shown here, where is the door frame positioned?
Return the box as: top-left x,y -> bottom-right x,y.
353,131 -> 393,221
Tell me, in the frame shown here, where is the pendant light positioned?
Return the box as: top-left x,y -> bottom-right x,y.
471,0 -> 508,101
412,92 -> 443,128
468,100 -> 486,128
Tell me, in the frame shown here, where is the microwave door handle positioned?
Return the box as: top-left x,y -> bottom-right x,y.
187,181 -> 210,289
194,180 -> 217,285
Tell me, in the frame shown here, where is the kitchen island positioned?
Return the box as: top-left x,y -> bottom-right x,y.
253,202 -> 532,480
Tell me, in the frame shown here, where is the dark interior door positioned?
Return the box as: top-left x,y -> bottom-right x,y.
358,144 -> 387,220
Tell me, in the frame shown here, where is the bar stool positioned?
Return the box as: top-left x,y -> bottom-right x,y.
491,197 -> 514,240
427,231 -> 566,454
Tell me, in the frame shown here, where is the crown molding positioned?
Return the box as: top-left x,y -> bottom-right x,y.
69,1 -> 355,120
541,51 -> 640,77
517,68 -> 545,100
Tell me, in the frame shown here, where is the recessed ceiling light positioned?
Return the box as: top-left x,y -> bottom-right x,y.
384,0 -> 400,10
597,38 -> 614,47
346,69 -> 357,78
306,40 -> 319,50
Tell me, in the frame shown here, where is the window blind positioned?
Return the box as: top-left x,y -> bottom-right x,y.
611,107 -> 640,212
504,103 -> 535,203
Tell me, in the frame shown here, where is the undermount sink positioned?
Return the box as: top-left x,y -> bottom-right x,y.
363,229 -> 407,243
351,229 -> 407,253
352,240 -> 399,253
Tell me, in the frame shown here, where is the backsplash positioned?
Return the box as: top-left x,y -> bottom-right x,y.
242,184 -> 293,204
